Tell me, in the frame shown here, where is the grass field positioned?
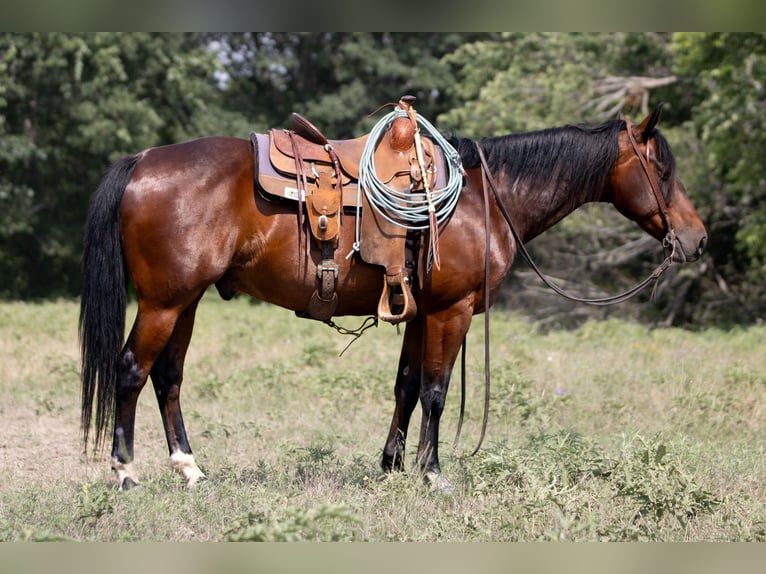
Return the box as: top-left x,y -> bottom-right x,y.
0,295 -> 764,541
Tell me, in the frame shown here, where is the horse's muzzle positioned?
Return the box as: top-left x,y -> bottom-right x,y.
696,235 -> 708,258
670,233 -> 707,263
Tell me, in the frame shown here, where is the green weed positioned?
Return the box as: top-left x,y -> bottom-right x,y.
76,482 -> 116,525
612,435 -> 721,534
224,504 -> 361,541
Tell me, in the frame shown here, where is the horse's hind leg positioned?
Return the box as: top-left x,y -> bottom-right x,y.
111,304 -> 186,490
149,294 -> 206,487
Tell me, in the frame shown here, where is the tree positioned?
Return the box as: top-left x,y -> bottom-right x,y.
437,33 -> 710,327
212,32 -> 493,137
0,32 -> 489,299
3,33 -> 762,326
670,33 -> 766,323
438,33 -> 683,131
0,33 -> 237,298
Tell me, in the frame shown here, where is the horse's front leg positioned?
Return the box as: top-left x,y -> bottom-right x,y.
381,319 -> 424,472
416,305 -> 473,494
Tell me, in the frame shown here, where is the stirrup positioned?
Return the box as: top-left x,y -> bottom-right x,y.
377,268 -> 416,324
306,289 -> 338,321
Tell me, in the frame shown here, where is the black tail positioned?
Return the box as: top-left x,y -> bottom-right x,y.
79,155 -> 140,453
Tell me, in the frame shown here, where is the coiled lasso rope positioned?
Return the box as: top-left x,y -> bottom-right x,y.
350,106 -> 464,256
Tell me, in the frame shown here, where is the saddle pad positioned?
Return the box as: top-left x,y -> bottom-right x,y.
253,132 -> 449,209
254,132 -> 360,208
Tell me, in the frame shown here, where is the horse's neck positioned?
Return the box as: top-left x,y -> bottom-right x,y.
501,176 -> 601,243
487,130 -> 612,242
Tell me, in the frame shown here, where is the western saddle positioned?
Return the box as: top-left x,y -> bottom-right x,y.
252,96 -> 446,325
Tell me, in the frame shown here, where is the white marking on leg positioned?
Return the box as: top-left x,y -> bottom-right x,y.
111,457 -> 140,489
170,451 -> 207,487
424,470 -> 454,495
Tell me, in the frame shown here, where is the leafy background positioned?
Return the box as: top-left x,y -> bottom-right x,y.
1,33 -> 764,327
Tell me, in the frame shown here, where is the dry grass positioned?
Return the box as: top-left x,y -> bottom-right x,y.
1,295 -> 765,541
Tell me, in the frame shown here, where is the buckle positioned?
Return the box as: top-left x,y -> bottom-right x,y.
662,230 -> 675,249
317,261 -> 339,280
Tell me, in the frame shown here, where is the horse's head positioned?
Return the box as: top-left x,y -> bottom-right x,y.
610,105 -> 707,263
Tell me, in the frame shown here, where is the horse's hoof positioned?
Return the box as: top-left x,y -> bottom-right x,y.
186,474 -> 209,489
424,471 -> 454,495
380,451 -> 404,473
120,477 -> 140,491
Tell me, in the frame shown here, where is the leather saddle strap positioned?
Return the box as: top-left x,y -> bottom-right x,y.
324,143 -> 343,224
289,131 -> 310,255
319,241 -> 337,300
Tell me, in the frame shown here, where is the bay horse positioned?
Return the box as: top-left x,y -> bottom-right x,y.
79,106 -> 707,491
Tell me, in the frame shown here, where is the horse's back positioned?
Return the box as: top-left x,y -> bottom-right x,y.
129,136 -> 252,187
119,136 -> 257,303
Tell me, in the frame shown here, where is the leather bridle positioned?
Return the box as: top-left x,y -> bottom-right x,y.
623,118 -> 677,255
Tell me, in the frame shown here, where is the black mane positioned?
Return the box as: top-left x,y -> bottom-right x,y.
449,120 -> 677,205
450,120 -> 622,204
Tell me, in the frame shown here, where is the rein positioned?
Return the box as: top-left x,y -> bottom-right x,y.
453,124 -> 678,456
624,117 -> 677,252
452,155 -> 493,456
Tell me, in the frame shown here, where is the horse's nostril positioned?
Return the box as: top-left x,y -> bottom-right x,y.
698,235 -> 708,255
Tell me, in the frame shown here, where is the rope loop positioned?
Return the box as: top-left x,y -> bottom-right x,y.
352,107 -> 464,252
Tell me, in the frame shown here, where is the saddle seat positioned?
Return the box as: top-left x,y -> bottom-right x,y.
268,113 -> 414,186
268,128 -> 366,184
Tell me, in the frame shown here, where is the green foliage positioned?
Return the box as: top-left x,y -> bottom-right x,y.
1,33 -> 765,325
0,33 -> 235,298
439,33 -> 676,136
224,504 -> 361,542
214,32 -> 489,137
440,33 -> 597,135
439,33 -> 710,327
469,431 -> 611,495
466,433 -> 721,541
613,436 -> 721,533
76,482 -> 116,525
439,32 -> 766,325
670,33 -> 766,321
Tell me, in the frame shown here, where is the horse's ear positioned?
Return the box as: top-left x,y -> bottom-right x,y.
638,102 -> 664,142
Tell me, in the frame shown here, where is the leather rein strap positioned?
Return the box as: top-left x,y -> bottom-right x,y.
453,154 -> 493,456
454,122 -> 677,456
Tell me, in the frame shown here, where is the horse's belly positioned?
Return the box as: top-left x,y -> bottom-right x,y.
225,257 -> 383,317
